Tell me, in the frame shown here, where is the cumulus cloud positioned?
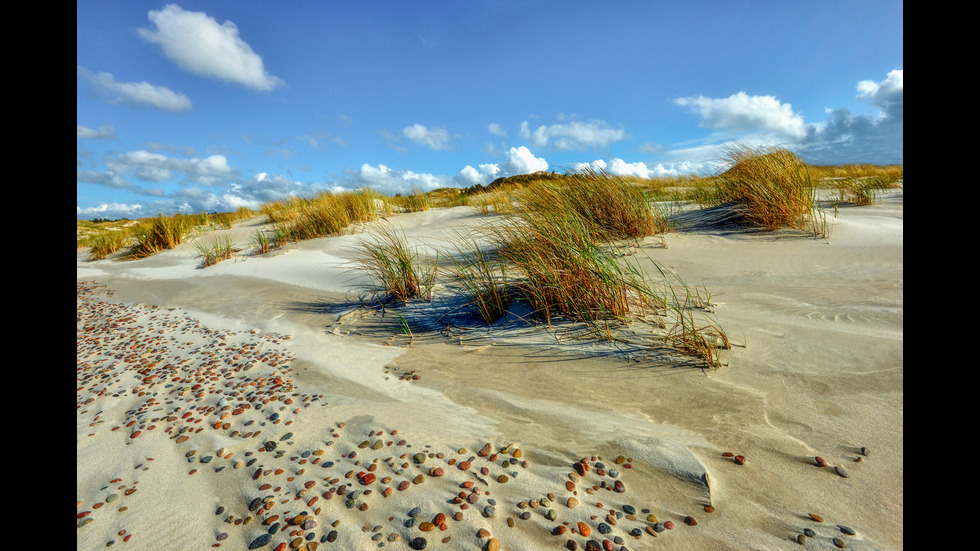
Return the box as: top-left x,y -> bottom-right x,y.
797,69 -> 903,165
77,67 -> 192,111
519,119 -> 628,151
77,203 -> 146,220
77,123 -> 117,139
488,123 -> 507,137
574,157 -> 708,178
403,124 -> 453,150
345,163 -> 447,195
456,146 -> 549,186
106,150 -> 237,186
137,4 -> 284,91
573,158 -> 652,179
674,91 -> 807,140
857,69 -> 903,121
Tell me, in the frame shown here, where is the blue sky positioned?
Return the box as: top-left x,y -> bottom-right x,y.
77,1 -> 903,220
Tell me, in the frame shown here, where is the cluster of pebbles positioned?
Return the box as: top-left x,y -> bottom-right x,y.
78,280 -> 874,550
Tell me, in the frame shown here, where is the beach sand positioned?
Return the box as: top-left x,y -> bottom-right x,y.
77,191 -> 902,550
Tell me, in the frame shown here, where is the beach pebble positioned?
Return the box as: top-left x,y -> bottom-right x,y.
835,466 -> 850,478
815,456 -> 828,467
833,537 -> 847,548
248,533 -> 272,549
409,537 -> 427,549
485,538 -> 500,551
838,525 -> 856,535
567,497 -> 579,508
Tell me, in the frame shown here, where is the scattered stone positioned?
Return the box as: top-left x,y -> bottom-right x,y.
248,533 -> 272,549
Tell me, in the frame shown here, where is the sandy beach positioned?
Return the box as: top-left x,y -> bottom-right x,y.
77,191 -> 902,550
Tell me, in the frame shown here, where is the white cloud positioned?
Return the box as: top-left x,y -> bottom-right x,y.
456,146 -> 549,186
137,4 -> 284,91
674,91 -> 807,140
107,150 -> 237,185
403,124 -> 453,151
77,123 -> 117,139
574,158 -> 652,179
77,203 -> 145,220
77,66 -> 192,111
797,69 -> 903,165
857,69 -> 903,121
347,163 -> 447,195
520,119 -> 628,151
488,123 -> 507,137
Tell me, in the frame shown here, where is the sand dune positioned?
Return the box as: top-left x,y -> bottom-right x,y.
77,191 -> 902,550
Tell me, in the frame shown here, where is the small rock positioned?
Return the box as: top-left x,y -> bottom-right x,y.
835,466 -> 849,478
248,533 -> 272,549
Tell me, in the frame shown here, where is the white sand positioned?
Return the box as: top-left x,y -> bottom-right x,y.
77,192 -> 902,550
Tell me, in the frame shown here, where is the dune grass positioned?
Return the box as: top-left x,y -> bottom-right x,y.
714,145 -> 822,232
518,167 -> 662,241
434,169 -> 729,365
85,230 -> 131,260
124,213 -> 196,259
386,188 -> 433,213
445,232 -> 512,325
357,221 -> 438,305
195,235 -> 237,268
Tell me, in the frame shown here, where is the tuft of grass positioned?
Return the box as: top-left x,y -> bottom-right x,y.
446,232 -> 512,325
258,188 -> 388,242
195,235 -> 236,268
517,167 -> 663,242
86,230 -> 130,260
714,145 -> 821,233
125,213 -> 195,259
471,190 -> 517,215
831,175 -> 902,206
393,188 -> 432,213
250,228 -> 273,255
357,221 -> 438,305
